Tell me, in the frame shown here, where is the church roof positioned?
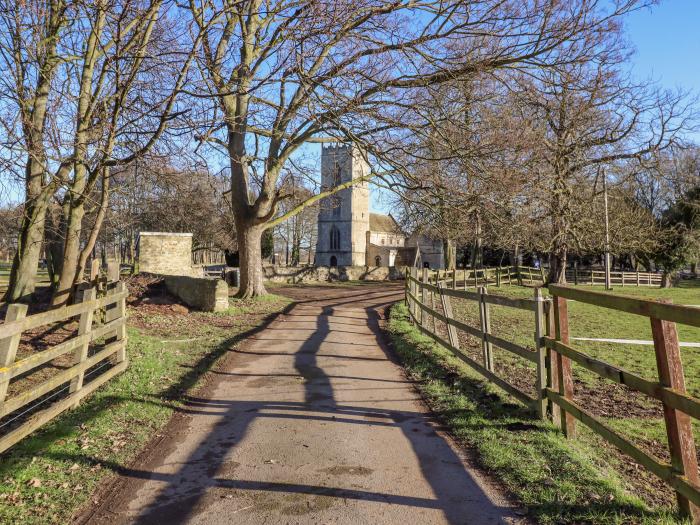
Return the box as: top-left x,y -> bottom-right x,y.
370,213 -> 402,234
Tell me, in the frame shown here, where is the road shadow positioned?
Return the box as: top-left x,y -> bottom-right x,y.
76,284 -> 519,524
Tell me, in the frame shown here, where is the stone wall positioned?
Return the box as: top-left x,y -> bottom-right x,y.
263,265 -> 404,283
163,275 -> 229,312
138,232 -> 199,276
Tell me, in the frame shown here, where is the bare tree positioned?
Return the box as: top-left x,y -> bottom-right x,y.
0,1 -> 199,304
184,0 -> 632,297
510,44 -> 695,283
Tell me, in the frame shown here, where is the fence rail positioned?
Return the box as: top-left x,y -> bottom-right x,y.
431,265 -> 545,288
405,267 -> 546,414
0,282 -> 128,453
565,268 -> 662,287
426,266 -> 663,288
405,268 -> 700,520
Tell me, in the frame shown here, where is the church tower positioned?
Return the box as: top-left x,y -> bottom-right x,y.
316,144 -> 370,267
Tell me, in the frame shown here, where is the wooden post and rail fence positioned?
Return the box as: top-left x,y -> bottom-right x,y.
565,268 -> 663,287
0,277 -> 128,454
429,266 -> 663,288
405,268 -> 700,520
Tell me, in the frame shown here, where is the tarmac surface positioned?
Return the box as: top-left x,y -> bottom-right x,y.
82,283 -> 522,525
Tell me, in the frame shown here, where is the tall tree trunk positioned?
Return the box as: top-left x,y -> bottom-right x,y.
470,213 -> 482,268
548,244 -> 568,284
44,203 -> 65,292
5,1 -> 64,303
52,200 -> 84,306
661,271 -> 674,288
5,195 -> 50,302
75,170 -> 110,284
237,223 -> 266,298
291,218 -> 301,266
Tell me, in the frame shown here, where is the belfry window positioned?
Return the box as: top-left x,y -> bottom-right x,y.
330,226 -> 340,250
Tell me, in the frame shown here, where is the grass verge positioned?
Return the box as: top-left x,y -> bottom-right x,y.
0,294 -> 290,524
387,301 -> 688,524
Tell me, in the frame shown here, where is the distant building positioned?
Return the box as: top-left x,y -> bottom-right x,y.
315,144 -> 444,268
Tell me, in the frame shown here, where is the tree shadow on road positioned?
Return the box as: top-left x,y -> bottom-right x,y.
67,284 -> 522,525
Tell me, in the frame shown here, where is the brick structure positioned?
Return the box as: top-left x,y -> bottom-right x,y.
137,232 -> 197,276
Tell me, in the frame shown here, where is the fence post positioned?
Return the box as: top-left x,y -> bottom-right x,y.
553,295 -> 575,437
574,263 -> 578,285
0,304 -> 28,411
636,271 -> 640,287
534,288 -> 547,420
478,287 -> 494,371
69,287 -> 96,406
438,283 -> 459,350
539,265 -> 545,283
408,268 -> 416,321
544,300 -> 561,426
452,269 -> 456,290
590,270 -> 594,286
404,267 -> 409,307
106,260 -> 120,283
421,268 -> 428,328
428,281 -> 437,334
90,258 -> 100,283
112,282 -> 128,363
650,310 -> 700,521
496,267 -> 501,287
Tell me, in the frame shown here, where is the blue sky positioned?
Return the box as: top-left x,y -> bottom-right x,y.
370,1 -> 700,213
624,1 -> 700,98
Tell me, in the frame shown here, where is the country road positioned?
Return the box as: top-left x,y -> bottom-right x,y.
81,283 -> 523,525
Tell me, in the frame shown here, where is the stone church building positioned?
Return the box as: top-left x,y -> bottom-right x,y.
315,144 -> 444,269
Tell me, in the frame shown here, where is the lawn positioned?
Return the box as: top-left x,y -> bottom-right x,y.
0,262 -> 50,296
0,294 -> 290,525
395,279 -> 700,522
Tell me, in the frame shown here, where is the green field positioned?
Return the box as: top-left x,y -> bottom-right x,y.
396,280 -> 700,523
449,281 -> 700,394
0,262 -> 51,295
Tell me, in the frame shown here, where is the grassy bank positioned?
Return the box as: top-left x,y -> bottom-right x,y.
443,281 -> 700,509
0,294 -> 290,524
387,301 -> 688,524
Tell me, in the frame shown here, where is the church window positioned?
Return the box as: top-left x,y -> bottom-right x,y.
330,226 -> 340,250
